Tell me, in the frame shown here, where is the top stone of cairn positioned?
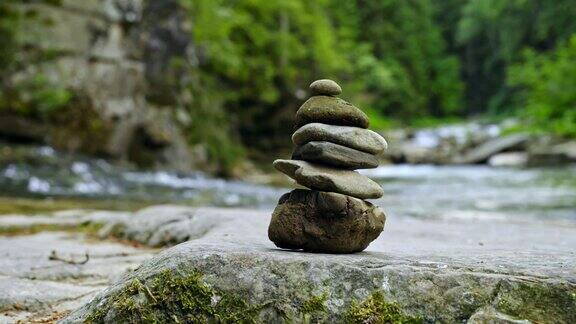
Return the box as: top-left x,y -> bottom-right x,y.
309,79 -> 342,96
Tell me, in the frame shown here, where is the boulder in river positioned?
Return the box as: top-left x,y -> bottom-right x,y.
454,134 -> 529,164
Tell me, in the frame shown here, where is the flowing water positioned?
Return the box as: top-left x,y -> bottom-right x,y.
1,145 -> 575,224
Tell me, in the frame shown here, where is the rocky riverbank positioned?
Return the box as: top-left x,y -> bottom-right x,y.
0,205 -> 574,322
382,121 -> 576,167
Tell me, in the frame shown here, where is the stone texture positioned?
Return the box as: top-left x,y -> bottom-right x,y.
295,96 -> 369,129
62,205 -> 576,323
268,189 -> 385,253
99,205 -> 239,247
292,141 -> 379,169
293,123 -> 388,155
309,79 -> 342,96
454,134 -> 529,164
488,152 -> 529,167
7,0 -> 198,172
0,230 -> 155,322
468,307 -> 531,323
0,277 -> 96,313
273,159 -> 384,199
0,205 -> 572,322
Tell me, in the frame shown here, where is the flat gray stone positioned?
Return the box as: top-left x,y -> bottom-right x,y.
268,189 -> 385,253
0,232 -> 153,283
0,276 -> 96,313
99,205 -> 233,247
273,159 -> 384,199
295,96 -> 369,128
293,123 -> 388,155
309,79 -> 342,96
292,141 -> 379,169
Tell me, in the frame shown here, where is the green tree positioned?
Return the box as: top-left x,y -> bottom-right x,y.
353,0 -> 463,120
182,0 -> 352,155
455,0 -> 576,114
508,35 -> 576,138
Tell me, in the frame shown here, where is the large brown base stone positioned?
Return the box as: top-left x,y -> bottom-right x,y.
268,189 -> 385,253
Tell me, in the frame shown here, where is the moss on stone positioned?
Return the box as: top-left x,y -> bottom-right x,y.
0,221 -> 103,236
0,197 -> 149,215
345,291 -> 423,324
84,269 -> 265,323
299,292 -> 328,323
495,280 -> 576,323
301,292 -> 328,314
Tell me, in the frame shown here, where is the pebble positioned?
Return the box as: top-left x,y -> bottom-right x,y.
273,159 -> 384,199
292,141 -> 379,169
295,96 -> 369,128
292,123 -> 388,155
309,79 -> 342,96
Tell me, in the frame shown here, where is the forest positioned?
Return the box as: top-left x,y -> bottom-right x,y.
0,0 -> 575,174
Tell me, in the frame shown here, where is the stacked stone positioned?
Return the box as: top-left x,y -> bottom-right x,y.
268,79 -> 387,254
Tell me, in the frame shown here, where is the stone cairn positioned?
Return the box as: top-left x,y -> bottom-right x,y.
268,79 -> 387,253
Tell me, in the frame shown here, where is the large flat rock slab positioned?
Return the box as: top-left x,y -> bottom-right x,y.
63,206 -> 576,323
0,229 -> 155,322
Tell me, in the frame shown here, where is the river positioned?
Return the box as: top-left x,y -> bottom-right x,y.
1,145 -> 575,224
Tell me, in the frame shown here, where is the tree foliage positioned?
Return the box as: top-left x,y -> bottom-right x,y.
183,0 -> 463,153
453,0 -> 576,114
509,35 -> 576,137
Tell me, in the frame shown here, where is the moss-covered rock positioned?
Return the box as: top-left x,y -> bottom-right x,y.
62,240 -> 576,323
84,270 -> 264,323
345,291 -> 422,324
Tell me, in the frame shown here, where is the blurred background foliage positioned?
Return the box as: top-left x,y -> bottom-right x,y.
0,0 -> 575,174
181,0 -> 576,150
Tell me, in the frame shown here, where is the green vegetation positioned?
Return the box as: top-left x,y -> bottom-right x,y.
300,292 -> 328,322
345,291 -> 422,324
0,1 -> 71,118
0,197 -> 150,215
495,281 -> 576,323
0,221 -> 103,236
300,292 -> 328,314
1,0 -> 575,174
85,269 -> 265,323
509,35 -> 576,137
180,0 -> 576,165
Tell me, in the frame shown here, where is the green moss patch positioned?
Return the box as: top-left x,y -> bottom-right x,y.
0,221 -> 103,236
85,269 -> 265,323
345,291 -> 422,324
300,292 -> 328,314
495,280 -> 576,323
0,197 -> 149,215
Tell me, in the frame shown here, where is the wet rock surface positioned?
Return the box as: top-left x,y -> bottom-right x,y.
268,189 -> 385,253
